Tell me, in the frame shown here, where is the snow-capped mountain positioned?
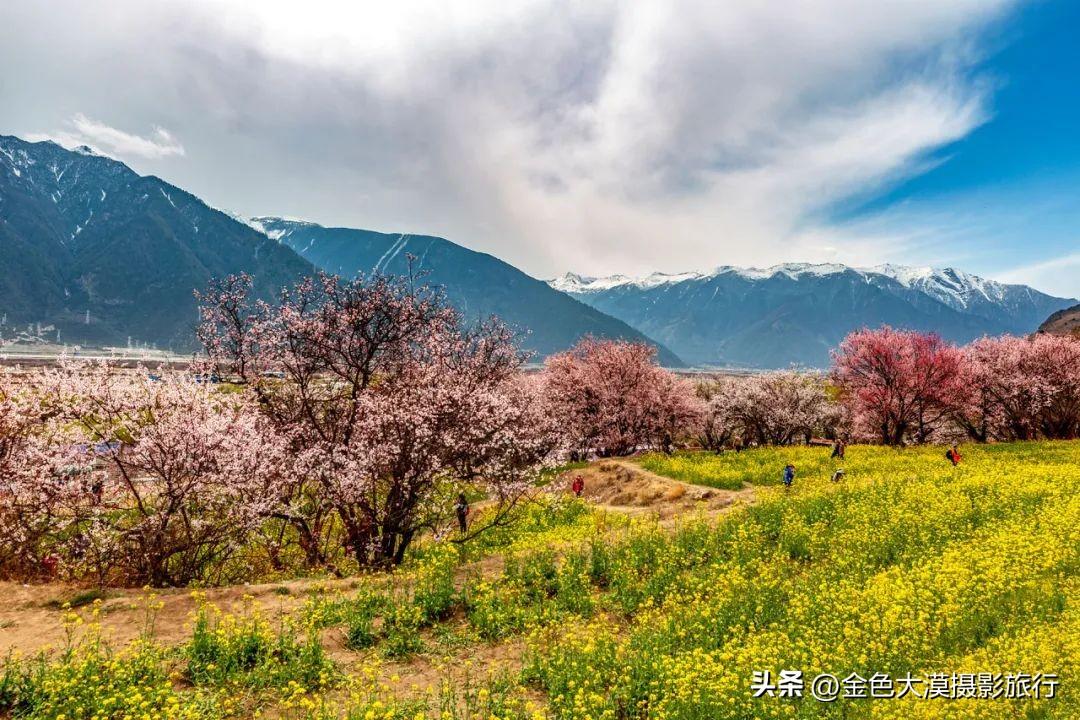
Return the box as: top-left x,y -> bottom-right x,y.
3,131 -> 1070,365
549,263 -> 1076,368
0,135 -> 312,349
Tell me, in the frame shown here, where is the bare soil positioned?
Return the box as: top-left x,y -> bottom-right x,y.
557,458 -> 755,521
0,574 -> 361,656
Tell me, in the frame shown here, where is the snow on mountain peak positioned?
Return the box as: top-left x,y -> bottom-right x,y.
713,262 -> 855,280
231,215 -> 313,242
549,270 -> 702,292
865,263 -> 935,286
549,262 -> 1019,312
549,272 -> 628,292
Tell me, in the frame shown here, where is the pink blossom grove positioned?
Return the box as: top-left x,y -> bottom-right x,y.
954,333 -> 1080,442
3,281 -> 1080,588
831,327 -> 1080,445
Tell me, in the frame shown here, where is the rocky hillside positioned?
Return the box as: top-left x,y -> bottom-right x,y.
1039,304 -> 1080,336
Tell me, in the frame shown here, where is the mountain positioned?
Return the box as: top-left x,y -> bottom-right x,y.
1039,304 -> 1080,337
0,135 -> 312,350
247,217 -> 684,366
550,263 -> 1077,368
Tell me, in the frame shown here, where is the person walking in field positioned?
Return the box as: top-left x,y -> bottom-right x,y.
831,439 -> 846,459
571,475 -> 585,497
454,492 -> 469,534
40,553 -> 60,579
945,444 -> 962,466
783,464 -> 796,490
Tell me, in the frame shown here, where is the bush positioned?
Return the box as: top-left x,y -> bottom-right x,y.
0,609 -> 222,720
381,604 -> 425,659
555,548 -> 595,616
409,544 -> 459,624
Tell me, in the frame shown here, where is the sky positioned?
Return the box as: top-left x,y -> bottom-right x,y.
1,0 -> 1078,298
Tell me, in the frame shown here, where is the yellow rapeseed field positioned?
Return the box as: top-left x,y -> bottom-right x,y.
1,442 -> 1076,719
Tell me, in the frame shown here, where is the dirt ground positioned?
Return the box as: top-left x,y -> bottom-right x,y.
0,458 -> 753,663
0,573 -> 364,657
558,458 -> 755,521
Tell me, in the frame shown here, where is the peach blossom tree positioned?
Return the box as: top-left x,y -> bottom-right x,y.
831,327 -> 965,445
541,338 -> 702,457
197,271 -> 555,569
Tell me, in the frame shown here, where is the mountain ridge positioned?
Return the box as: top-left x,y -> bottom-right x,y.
0,135 -> 313,350
247,216 -> 686,366
0,136 -> 682,363
549,263 -> 1076,368
5,134 -> 1070,368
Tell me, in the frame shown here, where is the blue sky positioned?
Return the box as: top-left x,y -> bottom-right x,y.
1,0 -> 1077,297
831,0 -> 1080,297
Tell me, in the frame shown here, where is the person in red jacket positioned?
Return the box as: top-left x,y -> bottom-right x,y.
571,475 -> 585,497
946,444 -> 962,466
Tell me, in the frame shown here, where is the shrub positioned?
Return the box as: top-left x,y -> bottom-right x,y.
380,604 -> 425,659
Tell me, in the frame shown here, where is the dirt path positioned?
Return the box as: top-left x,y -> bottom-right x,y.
557,458 -> 755,522
0,573 -> 367,656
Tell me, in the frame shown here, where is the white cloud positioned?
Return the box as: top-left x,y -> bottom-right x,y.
28,114 -> 185,160
998,252 -> 1080,299
0,0 -> 1017,277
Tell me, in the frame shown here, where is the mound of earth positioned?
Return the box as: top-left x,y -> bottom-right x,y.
559,460 -> 753,519
1039,304 -> 1080,337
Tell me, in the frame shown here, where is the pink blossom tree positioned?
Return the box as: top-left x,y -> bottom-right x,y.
727,371 -> 833,446
1031,334 -> 1080,439
198,271 -> 555,568
541,338 -> 702,457
694,377 -> 740,451
42,362 -> 285,586
831,327 -> 965,445
0,369 -> 87,579
957,334 -> 1080,441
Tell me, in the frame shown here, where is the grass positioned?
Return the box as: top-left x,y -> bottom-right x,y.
44,588 -> 109,610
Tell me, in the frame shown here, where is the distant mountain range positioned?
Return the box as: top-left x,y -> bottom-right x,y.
243,217 -> 683,365
0,135 -> 311,350
550,264 -> 1077,368
3,134 -> 1072,367
0,135 -> 680,363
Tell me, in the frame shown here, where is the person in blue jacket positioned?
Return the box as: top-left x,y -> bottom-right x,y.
783,464 -> 796,489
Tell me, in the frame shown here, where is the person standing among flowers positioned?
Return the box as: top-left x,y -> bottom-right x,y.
783,464 -> 796,490
454,492 -> 469,534
946,444 -> 962,466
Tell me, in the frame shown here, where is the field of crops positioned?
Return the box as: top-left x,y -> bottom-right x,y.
1,441 -> 1076,719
